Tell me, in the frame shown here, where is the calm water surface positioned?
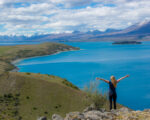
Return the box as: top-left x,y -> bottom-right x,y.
15,42 -> 150,110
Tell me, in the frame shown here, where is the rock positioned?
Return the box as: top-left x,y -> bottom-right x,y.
118,107 -> 131,113
52,114 -> 63,120
128,116 -> 138,120
99,108 -> 106,113
53,106 -> 150,120
143,109 -> 150,112
37,116 -> 47,120
64,112 -> 84,120
83,110 -> 113,120
83,104 -> 96,112
110,109 -> 117,113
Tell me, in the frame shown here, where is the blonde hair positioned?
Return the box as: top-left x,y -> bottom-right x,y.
110,75 -> 117,88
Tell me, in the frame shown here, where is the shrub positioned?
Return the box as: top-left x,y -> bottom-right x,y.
50,75 -> 55,78
18,116 -> 22,120
26,96 -> 30,99
62,79 -> 79,90
7,93 -> 13,98
26,72 -> 31,75
4,94 -> 8,98
83,80 -> 107,109
33,107 -> 37,110
54,104 -> 62,109
14,102 -> 20,106
15,93 -> 20,97
44,111 -> 48,114
46,74 -> 50,76
54,106 -> 58,109
12,110 -> 19,116
58,104 -> 62,108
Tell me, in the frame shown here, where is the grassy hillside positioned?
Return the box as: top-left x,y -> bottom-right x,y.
0,42 -> 85,120
0,72 -> 88,120
0,42 -> 79,75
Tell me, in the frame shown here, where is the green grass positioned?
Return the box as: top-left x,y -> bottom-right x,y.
62,79 -> 79,90
0,93 -> 21,120
0,47 -> 12,55
0,42 -> 83,120
0,72 -> 88,120
0,42 -> 79,62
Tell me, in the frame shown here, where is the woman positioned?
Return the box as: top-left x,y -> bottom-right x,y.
96,75 -> 129,110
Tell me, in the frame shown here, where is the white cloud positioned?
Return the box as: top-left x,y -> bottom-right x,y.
0,0 -> 150,35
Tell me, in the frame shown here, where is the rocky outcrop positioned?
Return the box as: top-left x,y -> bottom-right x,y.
37,116 -> 47,120
52,114 -> 64,120
51,107 -> 150,120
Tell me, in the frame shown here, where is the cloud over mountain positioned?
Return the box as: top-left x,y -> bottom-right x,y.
0,0 -> 150,36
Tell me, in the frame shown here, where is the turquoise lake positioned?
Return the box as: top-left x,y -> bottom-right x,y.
15,42 -> 150,110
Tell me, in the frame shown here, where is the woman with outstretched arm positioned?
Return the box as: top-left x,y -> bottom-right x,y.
96,75 -> 129,110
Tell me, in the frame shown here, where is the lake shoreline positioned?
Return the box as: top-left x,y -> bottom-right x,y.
0,42 -> 80,75
11,49 -> 79,72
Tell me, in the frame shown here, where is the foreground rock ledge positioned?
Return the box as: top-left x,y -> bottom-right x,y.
48,107 -> 150,120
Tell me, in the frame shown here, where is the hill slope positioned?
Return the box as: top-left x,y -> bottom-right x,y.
0,42 -> 85,120
0,72 -> 88,120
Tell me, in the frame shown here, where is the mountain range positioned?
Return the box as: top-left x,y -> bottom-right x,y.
1,20 -> 150,42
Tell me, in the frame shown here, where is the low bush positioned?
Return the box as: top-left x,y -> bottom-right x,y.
62,79 -> 79,90
26,96 -> 30,99
44,111 -> 48,114
33,107 -> 37,110
26,72 -> 31,75
83,80 -> 107,109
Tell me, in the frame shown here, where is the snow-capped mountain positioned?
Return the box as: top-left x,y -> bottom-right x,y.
0,20 -> 150,42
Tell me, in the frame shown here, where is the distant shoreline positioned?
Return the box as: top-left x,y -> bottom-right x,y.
0,42 -> 79,75
112,41 -> 142,45
11,49 -> 79,72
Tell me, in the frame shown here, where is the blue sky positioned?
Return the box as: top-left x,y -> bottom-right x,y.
0,0 -> 150,36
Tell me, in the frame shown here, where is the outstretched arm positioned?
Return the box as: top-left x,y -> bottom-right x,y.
96,77 -> 109,83
117,75 -> 129,83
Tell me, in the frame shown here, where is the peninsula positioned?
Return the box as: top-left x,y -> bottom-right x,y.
0,42 -> 79,75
